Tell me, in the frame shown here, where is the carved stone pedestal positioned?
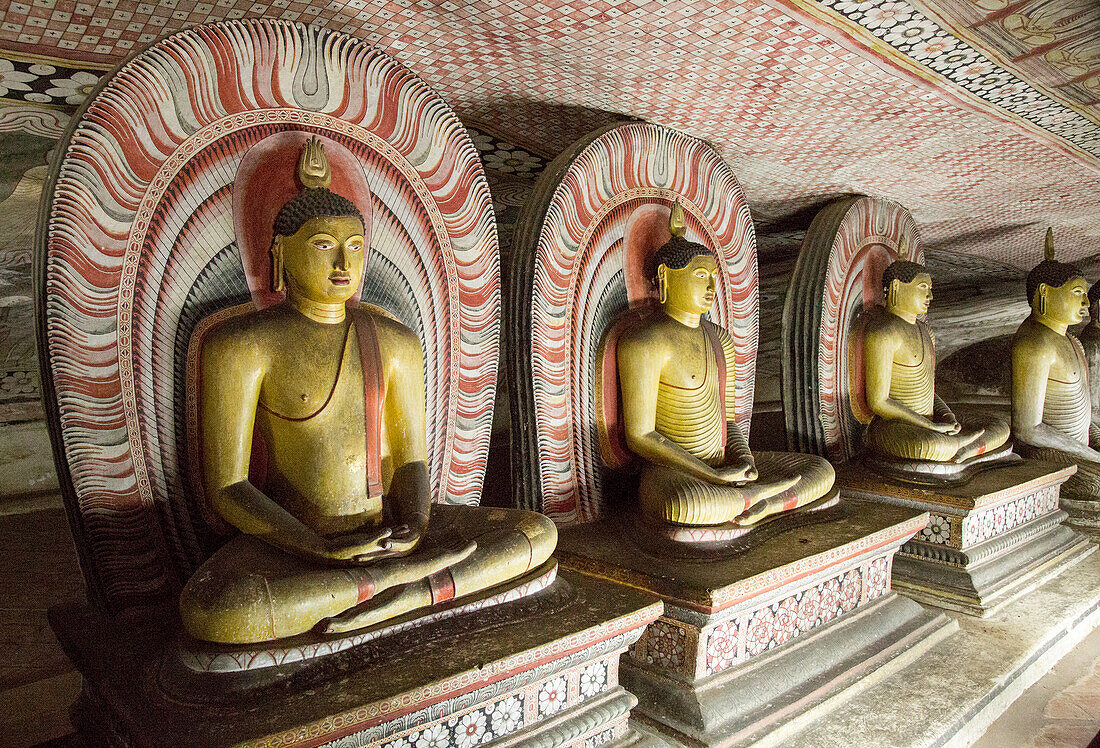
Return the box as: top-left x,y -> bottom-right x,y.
1060,495 -> 1100,534
556,502 -> 954,747
49,572 -> 663,748
838,460 -> 1096,617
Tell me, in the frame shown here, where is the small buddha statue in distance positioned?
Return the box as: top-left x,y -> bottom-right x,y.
1011,228 -> 1100,498
613,204 -> 836,528
860,237 -> 1011,471
180,138 -> 556,645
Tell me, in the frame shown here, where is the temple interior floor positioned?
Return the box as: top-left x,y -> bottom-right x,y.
0,420 -> 1098,747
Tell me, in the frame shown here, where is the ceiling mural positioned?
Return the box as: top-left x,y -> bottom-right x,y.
0,0 -> 1095,274
911,0 -> 1099,122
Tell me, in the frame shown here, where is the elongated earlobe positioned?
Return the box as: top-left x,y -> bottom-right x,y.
271,239 -> 285,293
657,266 -> 668,305
888,280 -> 898,309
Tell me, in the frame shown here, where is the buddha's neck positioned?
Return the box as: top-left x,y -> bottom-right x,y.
1032,310 -> 1068,337
286,283 -> 346,324
662,303 -> 701,328
886,305 -> 918,325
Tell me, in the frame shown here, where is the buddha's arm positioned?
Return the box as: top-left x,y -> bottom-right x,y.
864,326 -> 950,432
1012,337 -> 1100,461
932,395 -> 959,427
200,328 -> 342,561
1085,344 -> 1100,433
619,334 -> 733,485
380,323 -> 431,551
720,349 -> 756,478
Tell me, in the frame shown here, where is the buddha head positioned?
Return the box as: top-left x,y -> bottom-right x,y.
880,233 -> 931,318
1026,228 -> 1087,326
270,137 -> 366,305
649,201 -> 718,316
882,260 -> 932,318
651,236 -> 717,314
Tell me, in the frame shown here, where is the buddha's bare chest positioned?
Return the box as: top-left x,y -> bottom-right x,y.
259,326 -> 363,419
660,328 -> 715,389
1048,346 -> 1085,385
890,325 -> 932,369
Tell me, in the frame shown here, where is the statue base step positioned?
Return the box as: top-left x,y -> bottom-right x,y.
1061,494 -> 1100,531
556,501 -> 955,747
49,571 -> 664,748
838,460 -> 1096,617
780,539 -> 1100,748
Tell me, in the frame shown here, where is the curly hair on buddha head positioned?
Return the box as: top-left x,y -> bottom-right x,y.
272,137 -> 364,240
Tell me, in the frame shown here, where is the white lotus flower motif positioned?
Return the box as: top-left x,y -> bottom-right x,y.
454,710 -> 487,748
861,1 -> 913,30
491,695 -> 523,734
0,60 -> 36,97
413,723 -> 451,748
46,71 -> 101,105
537,676 -> 568,716
482,146 -> 542,174
466,129 -> 496,153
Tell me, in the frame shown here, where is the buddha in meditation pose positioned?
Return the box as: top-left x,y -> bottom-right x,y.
1011,230 -> 1100,501
180,139 -> 556,644
1077,279 -> 1100,437
860,243 -> 1010,472
614,220 -> 835,528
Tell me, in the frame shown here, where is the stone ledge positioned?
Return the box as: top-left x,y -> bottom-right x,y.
779,546 -> 1100,748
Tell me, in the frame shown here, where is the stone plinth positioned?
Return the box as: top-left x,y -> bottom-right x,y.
556,501 -> 954,747
1060,494 -> 1100,532
781,543 -> 1100,748
49,572 -> 664,748
838,460 -> 1096,617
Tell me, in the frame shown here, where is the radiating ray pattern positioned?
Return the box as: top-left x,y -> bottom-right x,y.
509,123 -> 758,525
40,20 -> 500,610
781,196 -> 921,462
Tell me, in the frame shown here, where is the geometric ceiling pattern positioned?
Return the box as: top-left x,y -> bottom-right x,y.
909,0 -> 1099,124
0,0 -> 1097,269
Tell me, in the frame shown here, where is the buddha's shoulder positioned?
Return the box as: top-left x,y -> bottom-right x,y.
862,309 -> 905,336
700,318 -> 734,346
199,304 -> 287,350
350,307 -> 422,359
1011,320 -> 1058,357
616,313 -> 677,350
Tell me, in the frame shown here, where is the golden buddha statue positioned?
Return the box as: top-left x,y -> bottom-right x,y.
1077,279 -> 1100,438
612,208 -> 835,528
860,240 -> 1010,472
180,138 -> 556,644
1011,229 -> 1100,499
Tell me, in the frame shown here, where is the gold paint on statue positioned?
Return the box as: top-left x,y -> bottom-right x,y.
615,213 -> 834,527
1012,229 -> 1100,467
180,139 -> 555,644
862,244 -> 1009,463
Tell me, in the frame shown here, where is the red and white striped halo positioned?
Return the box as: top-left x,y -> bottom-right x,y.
40,20 -> 499,611
513,123 -> 758,525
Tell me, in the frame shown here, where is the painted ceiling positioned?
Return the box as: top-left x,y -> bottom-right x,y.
0,0 -> 1096,269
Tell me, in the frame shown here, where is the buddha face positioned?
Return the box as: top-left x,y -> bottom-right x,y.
1037,277 -> 1088,326
660,254 -> 718,315
887,273 -> 932,317
277,215 -> 366,304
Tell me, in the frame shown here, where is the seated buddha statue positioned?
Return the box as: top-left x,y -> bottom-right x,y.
860,243 -> 1010,475
1076,279 -> 1100,439
613,217 -> 835,528
1011,229 -> 1100,502
180,139 -> 556,645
